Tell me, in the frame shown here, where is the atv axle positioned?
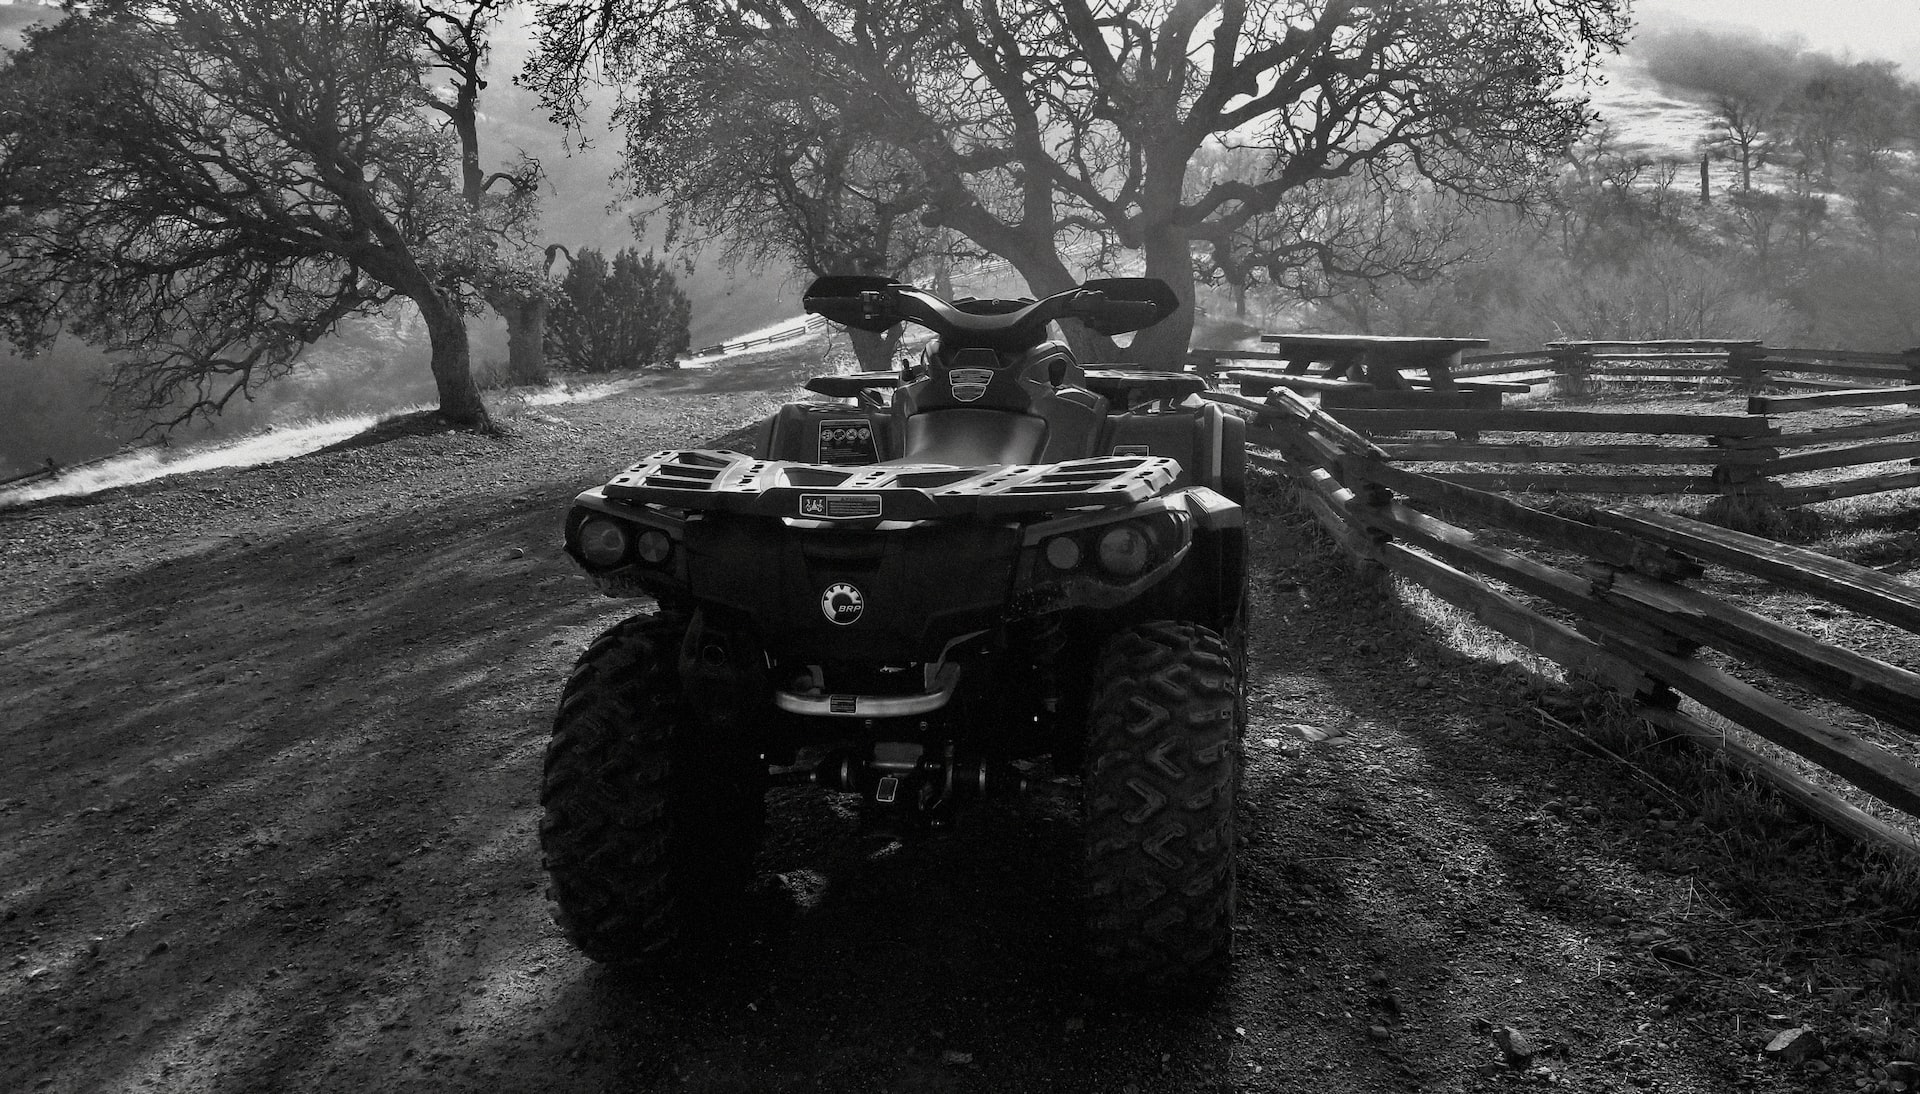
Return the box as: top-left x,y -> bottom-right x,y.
770,743 -> 1033,822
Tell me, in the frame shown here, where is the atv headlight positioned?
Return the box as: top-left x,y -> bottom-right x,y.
636,528 -> 673,565
578,518 -> 632,567
1096,524 -> 1152,578
1044,536 -> 1082,571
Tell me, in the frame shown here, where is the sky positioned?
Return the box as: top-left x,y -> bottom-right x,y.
1632,0 -> 1920,73
6,1 -> 1919,80
6,2 -> 1917,74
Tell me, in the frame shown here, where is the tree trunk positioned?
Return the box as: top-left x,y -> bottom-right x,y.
935,203 -> 1121,363
1126,220 -> 1198,369
491,294 -> 549,386
996,248 -> 1125,364
849,328 -> 900,373
417,290 -> 490,430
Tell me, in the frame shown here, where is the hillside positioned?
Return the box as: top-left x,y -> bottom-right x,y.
1586,55 -> 1721,161
0,1 -> 49,50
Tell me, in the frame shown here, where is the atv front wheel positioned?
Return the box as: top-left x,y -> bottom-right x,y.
1083,620 -> 1240,990
540,612 -> 765,964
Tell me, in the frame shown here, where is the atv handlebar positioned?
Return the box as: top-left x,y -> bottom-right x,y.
1067,292 -> 1166,334
803,275 -> 1179,352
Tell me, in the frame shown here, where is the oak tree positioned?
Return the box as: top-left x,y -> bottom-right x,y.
531,12 -> 939,371
0,0 -> 535,430
423,0 -> 559,387
529,0 -> 1627,364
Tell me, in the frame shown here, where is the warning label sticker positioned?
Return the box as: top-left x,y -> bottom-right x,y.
799,494 -> 884,520
818,419 -> 878,465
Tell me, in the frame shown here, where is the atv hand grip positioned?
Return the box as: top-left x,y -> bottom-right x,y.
1093,300 -> 1163,326
1071,293 -> 1166,334
803,295 -> 871,316
805,292 -> 898,333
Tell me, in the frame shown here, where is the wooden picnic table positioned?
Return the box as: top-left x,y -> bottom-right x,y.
1258,334 -> 1491,391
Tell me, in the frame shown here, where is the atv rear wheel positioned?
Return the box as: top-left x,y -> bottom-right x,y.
1083,620 -> 1240,991
540,612 -> 765,964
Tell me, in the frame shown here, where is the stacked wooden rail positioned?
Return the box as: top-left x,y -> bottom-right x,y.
1453,340 -> 1920,396
1197,339 -> 1920,510
1211,383 -> 1920,857
1198,339 -> 1920,394
1361,394 -> 1920,510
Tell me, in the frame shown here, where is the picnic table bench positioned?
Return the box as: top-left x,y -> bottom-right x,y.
1258,333 -> 1492,390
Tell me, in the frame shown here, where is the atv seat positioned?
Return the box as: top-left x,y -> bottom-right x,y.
888,341 -> 1106,466
898,409 -> 1048,466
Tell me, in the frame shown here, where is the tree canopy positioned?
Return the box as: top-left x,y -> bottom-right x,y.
530,4 -> 940,369
0,0 -> 539,430
529,0 -> 1628,363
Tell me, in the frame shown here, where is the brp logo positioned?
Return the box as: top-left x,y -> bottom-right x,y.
821,582 -> 865,626
948,367 -> 994,403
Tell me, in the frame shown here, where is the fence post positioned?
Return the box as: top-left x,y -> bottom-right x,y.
1706,432 -> 1786,533
1574,563 -> 1687,711
1336,457 -> 1392,582
1261,416 -> 1383,577
1727,343 -> 1768,394
1904,347 -> 1920,409
1547,343 -> 1593,398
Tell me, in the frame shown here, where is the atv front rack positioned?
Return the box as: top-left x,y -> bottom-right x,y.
802,367 -> 1206,404
601,449 -> 1179,521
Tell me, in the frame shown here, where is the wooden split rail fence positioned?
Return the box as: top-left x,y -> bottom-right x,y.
0,463 -> 60,490
683,315 -> 832,361
0,440 -> 171,495
1451,340 -> 1920,395
1202,377 -> 1920,857
1195,339 -> 1920,511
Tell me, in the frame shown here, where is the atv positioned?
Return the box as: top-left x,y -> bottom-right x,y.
542,274 -> 1248,989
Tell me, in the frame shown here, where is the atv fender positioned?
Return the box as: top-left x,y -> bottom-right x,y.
1183,486 -> 1249,638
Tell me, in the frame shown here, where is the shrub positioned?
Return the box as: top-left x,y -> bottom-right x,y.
545,248 -> 692,373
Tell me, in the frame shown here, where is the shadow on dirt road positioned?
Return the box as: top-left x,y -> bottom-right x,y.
1,459 -> 1239,1094
4,409 -> 1908,1094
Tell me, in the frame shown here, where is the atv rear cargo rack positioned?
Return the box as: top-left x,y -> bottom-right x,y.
600,449 -> 1179,521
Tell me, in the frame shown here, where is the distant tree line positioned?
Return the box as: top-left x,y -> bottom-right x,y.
1638,27 -> 1917,195
1287,26 -> 1920,351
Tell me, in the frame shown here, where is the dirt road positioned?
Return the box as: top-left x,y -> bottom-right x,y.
3,369 -> 1912,1093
